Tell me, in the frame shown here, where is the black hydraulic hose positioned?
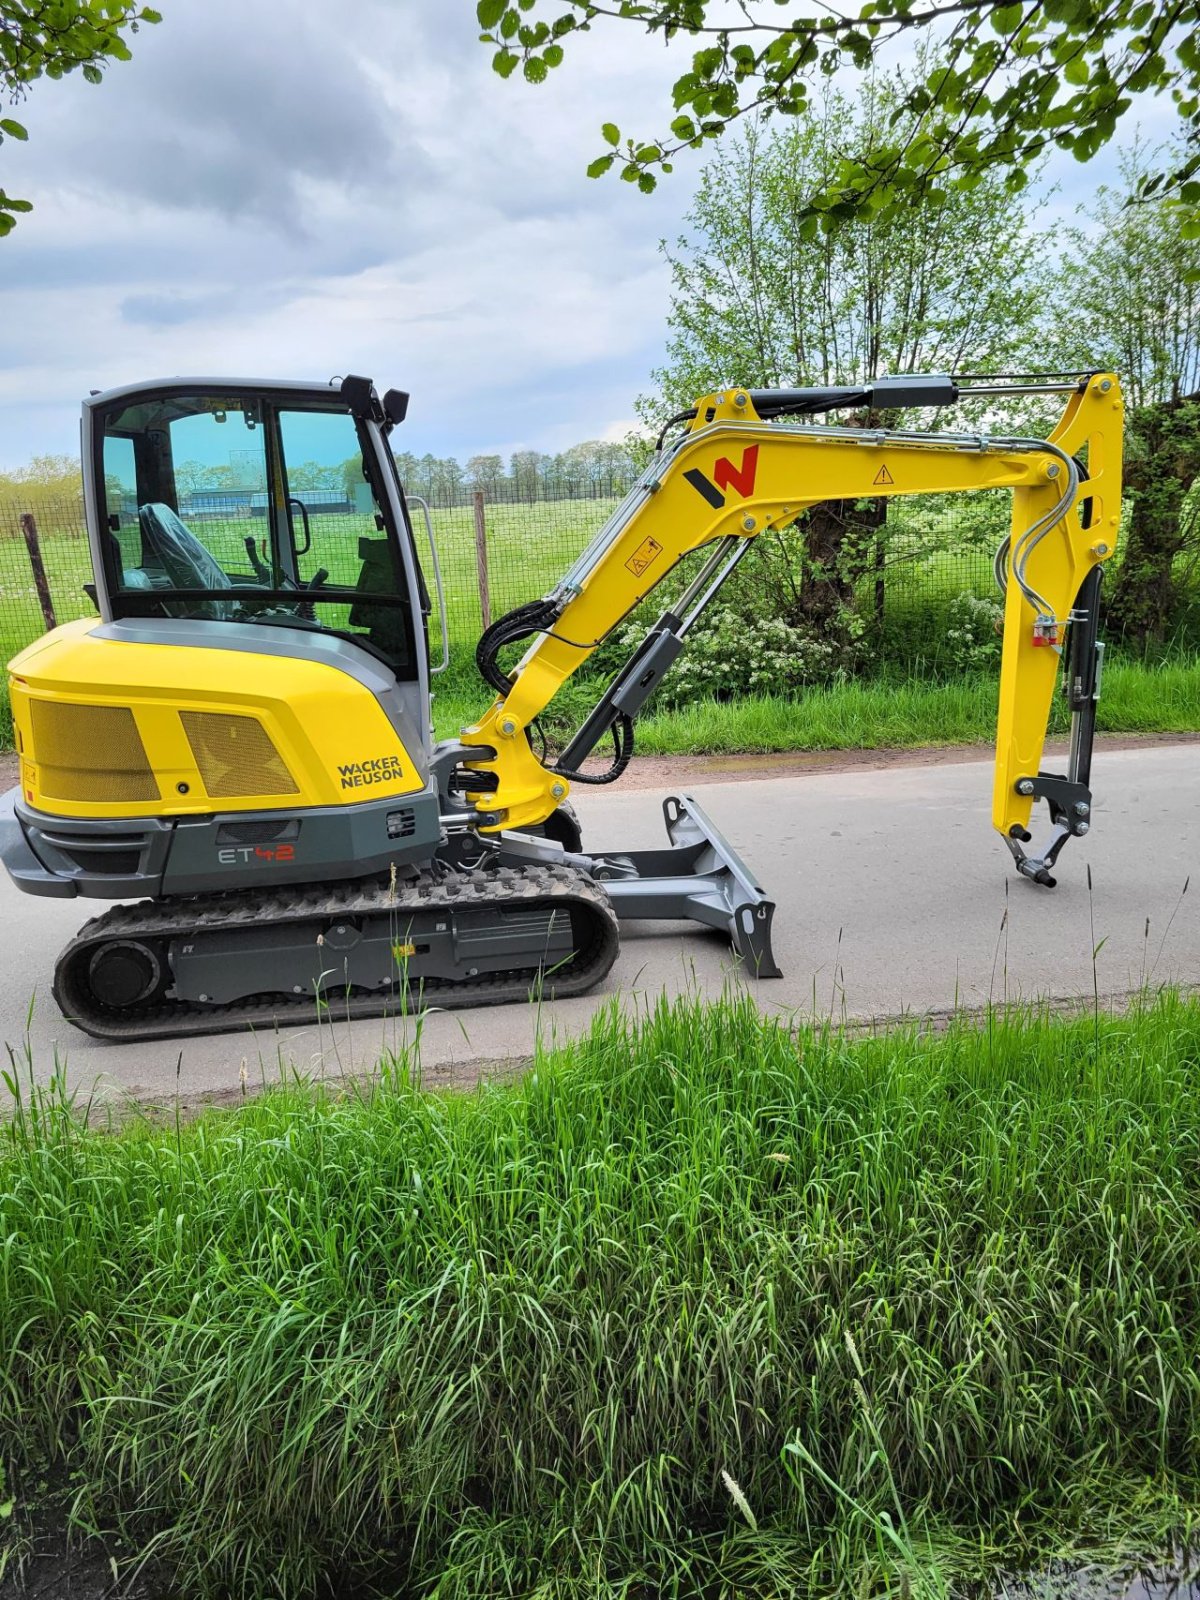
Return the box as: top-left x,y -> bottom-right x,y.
656,408 -> 698,450
475,598 -> 561,694
553,712 -> 635,785
476,597 -> 634,784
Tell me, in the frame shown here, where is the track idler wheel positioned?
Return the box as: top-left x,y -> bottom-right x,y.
85,940 -> 168,1010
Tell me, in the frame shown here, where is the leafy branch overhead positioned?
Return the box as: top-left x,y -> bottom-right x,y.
0,0 -> 159,235
477,0 -> 1200,230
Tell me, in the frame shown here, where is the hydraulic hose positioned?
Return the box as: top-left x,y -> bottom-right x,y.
991,439 -> 1081,624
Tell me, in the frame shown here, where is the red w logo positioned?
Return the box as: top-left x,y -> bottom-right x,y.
684,444 -> 760,508
714,444 -> 759,498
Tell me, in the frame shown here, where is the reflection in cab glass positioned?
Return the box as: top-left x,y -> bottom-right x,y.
98,392 -> 418,677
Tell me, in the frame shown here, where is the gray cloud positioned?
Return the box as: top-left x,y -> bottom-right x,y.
0,0 -> 700,470
16,4 -> 412,228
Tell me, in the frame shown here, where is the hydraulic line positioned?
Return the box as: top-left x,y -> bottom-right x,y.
989,438 -> 1081,624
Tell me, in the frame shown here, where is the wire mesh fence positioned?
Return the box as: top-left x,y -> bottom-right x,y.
0,487 -> 1033,672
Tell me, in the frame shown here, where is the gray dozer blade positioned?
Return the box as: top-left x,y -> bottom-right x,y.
590,793 -> 781,978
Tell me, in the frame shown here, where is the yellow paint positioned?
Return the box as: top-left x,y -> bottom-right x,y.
462,378 -> 1124,836
9,622 -> 423,818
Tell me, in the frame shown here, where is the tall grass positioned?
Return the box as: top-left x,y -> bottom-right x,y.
4,993 -> 1200,1597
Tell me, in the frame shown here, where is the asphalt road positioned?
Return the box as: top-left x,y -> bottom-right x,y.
0,743 -> 1195,1107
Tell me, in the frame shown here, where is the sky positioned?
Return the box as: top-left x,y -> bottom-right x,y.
0,2 -> 1182,473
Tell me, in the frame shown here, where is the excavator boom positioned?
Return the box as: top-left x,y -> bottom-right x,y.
455,372 -> 1123,894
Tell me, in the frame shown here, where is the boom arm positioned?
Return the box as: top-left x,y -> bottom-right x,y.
457,374 -> 1123,883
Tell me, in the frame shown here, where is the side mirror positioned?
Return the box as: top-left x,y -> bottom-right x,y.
383,388 -> 409,428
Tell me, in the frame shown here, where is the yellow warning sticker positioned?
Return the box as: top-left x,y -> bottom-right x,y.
392,941 -> 417,961
625,536 -> 664,577
873,463 -> 894,486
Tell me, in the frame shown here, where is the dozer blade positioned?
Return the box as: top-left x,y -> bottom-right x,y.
593,793 -> 782,978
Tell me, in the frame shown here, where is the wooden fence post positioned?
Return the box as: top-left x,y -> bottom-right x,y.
473,489 -> 491,632
19,511 -> 57,632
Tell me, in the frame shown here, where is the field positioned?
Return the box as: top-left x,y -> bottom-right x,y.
0,498 -> 624,662
4,991 -> 1200,1597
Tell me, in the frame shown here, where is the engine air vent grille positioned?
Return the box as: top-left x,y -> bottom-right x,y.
30,701 -> 160,804
387,807 -> 416,840
180,712 -> 299,799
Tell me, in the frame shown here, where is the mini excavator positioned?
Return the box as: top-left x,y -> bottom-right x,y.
0,371 -> 1123,1040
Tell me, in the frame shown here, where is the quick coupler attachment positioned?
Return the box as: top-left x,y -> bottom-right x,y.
594,793 -> 782,978
1006,772 -> 1093,888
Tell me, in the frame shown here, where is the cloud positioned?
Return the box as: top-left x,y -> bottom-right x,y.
0,0 -> 696,471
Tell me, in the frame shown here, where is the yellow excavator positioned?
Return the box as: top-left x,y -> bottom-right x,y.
0,371 -> 1122,1039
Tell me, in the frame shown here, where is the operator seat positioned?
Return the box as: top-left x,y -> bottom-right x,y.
137,503 -> 235,621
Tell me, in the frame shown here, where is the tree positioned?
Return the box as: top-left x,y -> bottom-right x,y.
646,93 -> 1045,402
0,451 -> 81,518
1,1 -> 160,235
467,454 -> 505,496
1055,146 -> 1200,640
477,0 -> 1200,236
641,90 -> 1046,643
432,456 -> 466,504
287,461 -> 340,492
510,449 -> 547,503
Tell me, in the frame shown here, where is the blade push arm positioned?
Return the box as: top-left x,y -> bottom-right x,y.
459,376 -> 1123,879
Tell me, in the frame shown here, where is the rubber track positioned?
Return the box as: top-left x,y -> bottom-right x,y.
52,862 -> 620,1042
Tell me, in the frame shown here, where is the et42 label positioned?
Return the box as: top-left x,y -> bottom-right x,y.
218,844 -> 296,866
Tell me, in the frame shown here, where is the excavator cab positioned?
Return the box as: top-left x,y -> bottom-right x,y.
88,378 -> 428,681
3,376 -> 452,915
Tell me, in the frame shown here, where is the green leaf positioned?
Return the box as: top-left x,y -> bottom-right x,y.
523,56 -> 548,83
637,172 -> 657,193
477,0 -> 507,26
543,44 -> 564,67
586,154 -> 615,178
0,119 -> 28,140
492,48 -> 519,78
602,122 -> 620,146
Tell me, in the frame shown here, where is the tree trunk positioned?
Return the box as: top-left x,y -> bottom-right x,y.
793,496 -> 886,634
1109,397 -> 1200,643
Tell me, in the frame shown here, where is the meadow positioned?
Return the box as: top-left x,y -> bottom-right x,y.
3,991 -> 1200,1597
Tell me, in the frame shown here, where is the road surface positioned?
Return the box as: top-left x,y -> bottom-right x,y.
0,744 -> 1195,1106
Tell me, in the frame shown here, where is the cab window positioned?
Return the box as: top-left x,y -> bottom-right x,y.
97,391 -> 420,678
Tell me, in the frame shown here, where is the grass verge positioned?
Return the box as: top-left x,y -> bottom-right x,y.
4,992 -> 1200,1597
432,652 -> 1200,755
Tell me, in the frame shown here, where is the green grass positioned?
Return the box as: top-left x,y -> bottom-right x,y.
4,992 -> 1200,1597
431,652 -> 1200,754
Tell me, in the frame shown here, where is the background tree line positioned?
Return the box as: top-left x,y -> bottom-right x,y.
2,435 -> 643,516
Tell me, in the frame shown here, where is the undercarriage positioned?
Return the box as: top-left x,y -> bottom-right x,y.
4,792 -> 777,1041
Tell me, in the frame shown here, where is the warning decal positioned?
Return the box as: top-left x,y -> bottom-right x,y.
873,463 -> 895,486
625,536 -> 664,577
